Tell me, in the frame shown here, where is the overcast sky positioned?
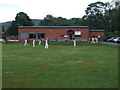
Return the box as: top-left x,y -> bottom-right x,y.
0,0 -> 111,22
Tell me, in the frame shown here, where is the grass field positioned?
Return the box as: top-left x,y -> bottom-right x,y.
2,42 -> 118,88
0,43 -> 2,89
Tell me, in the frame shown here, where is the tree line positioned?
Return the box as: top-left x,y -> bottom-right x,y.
2,1 -> 120,38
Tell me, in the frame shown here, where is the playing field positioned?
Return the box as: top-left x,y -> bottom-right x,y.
2,42 -> 118,88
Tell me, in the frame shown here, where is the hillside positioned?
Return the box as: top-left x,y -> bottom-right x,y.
2,21 -> 12,30
2,19 -> 41,30
32,19 -> 41,26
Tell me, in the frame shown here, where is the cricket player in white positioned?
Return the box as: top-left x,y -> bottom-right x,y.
91,38 -> 95,43
33,40 -> 35,47
38,40 -> 41,45
45,39 -> 49,48
96,38 -> 98,43
73,40 -> 76,46
24,39 -> 28,45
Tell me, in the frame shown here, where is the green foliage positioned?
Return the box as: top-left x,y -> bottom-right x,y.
118,7 -> 120,34
7,21 -> 18,36
40,15 -> 72,26
51,17 -> 71,26
2,25 -> 5,32
15,12 -> 34,26
83,1 -> 107,29
39,15 -> 86,26
40,14 -> 54,26
7,12 -> 34,36
106,32 -> 119,37
82,1 -> 119,36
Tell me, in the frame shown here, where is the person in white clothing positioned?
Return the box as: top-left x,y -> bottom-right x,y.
91,38 -> 95,43
73,40 -> 76,46
96,38 -> 98,43
38,40 -> 41,45
45,38 -> 49,48
24,39 -> 28,45
33,40 -> 35,47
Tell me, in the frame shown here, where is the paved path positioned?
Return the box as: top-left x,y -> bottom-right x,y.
98,42 -> 120,46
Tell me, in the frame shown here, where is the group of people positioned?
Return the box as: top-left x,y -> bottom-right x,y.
91,36 -> 100,43
24,39 -> 77,48
24,39 -> 49,48
24,37 -> 99,48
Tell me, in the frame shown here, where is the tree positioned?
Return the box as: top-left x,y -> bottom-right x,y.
2,25 -> 5,32
83,1 -> 107,29
40,15 -> 79,26
51,17 -> 71,26
15,12 -> 34,26
7,12 -> 34,36
103,1 -> 120,36
39,14 -> 55,26
7,21 -> 18,35
69,18 -> 86,26
118,7 -> 120,36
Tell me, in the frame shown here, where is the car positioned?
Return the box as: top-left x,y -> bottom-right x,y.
116,38 -> 120,44
104,37 -> 110,42
107,37 -> 115,42
0,39 -> 5,42
113,37 -> 120,43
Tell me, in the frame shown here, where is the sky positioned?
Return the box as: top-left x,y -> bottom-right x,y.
0,0 -> 111,22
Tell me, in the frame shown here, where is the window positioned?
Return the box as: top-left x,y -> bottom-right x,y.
29,32 -> 36,39
61,35 -> 64,37
61,35 -> 68,37
38,32 -> 45,39
74,35 -> 81,37
75,31 -> 81,35
20,32 -> 27,39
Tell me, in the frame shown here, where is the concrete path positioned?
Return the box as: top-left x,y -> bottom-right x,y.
98,42 -> 120,46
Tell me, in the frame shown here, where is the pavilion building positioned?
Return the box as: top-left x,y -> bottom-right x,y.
18,26 -> 104,42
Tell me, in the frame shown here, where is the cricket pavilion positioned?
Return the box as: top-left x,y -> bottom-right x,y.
18,26 -> 104,42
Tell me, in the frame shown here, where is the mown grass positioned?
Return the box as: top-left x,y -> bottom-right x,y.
0,43 -> 2,89
2,42 -> 118,88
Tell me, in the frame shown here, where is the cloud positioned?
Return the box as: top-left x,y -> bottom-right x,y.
0,3 -> 21,8
0,0 -> 22,9
0,0 -> 111,22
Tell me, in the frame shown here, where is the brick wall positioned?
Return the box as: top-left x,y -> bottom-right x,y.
89,31 -> 105,38
18,27 -> 89,42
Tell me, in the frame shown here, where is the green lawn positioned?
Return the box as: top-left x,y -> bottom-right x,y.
2,42 -> 118,88
0,43 -> 2,89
